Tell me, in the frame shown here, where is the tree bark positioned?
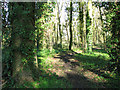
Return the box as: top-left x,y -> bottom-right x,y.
79,2 -> 84,49
83,2 -> 87,52
57,2 -> 62,47
69,1 -> 73,50
87,0 -> 93,52
11,2 -> 35,84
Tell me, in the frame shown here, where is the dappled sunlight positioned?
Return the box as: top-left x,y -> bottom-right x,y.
36,47 -> 120,88
2,1 -> 120,88
38,49 -> 113,88
82,70 -> 107,83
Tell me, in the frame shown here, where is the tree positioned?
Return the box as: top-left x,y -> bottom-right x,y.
97,2 -> 120,74
56,2 -> 63,48
86,0 -> 93,53
83,2 -> 87,53
107,2 -> 120,74
69,1 -> 73,50
78,2 -> 84,49
8,2 -> 35,84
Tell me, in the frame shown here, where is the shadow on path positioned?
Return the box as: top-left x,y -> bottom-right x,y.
49,47 -> 120,88
51,49 -> 109,88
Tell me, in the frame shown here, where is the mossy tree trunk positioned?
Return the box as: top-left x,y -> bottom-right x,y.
9,2 -> 35,84
79,2 -> 84,50
86,0 -> 93,53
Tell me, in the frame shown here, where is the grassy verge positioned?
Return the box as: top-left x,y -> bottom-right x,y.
21,49 -> 73,88
73,48 -> 120,88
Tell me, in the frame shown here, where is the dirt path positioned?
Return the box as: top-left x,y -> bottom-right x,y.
47,50 -> 106,88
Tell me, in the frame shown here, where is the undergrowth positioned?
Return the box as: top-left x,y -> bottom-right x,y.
3,48 -> 120,88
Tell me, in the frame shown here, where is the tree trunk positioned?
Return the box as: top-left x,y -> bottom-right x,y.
99,5 -> 106,49
49,23 -> 53,52
79,2 -> 84,49
69,1 -> 73,50
57,2 -> 62,48
83,2 -> 87,53
87,0 -> 93,52
11,2 -> 35,84
65,20 -> 69,47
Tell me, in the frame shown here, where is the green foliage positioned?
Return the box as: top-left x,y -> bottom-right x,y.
2,1 -> 120,88
105,3 -> 120,74
95,2 -> 120,74
74,50 -> 110,69
35,49 -> 73,88
73,48 -> 119,88
13,75 -> 73,88
3,48 -> 73,88
35,2 -> 55,50
2,48 -> 12,80
86,9 -> 92,53
2,3 -> 36,87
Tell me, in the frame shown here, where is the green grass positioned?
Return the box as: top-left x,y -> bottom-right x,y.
17,75 -> 72,88
31,49 -> 73,88
3,48 -> 73,88
74,52 -> 110,69
21,48 -> 73,88
73,48 -> 120,88
3,48 -> 120,88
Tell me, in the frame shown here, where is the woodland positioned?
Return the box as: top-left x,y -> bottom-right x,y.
1,1 -> 120,88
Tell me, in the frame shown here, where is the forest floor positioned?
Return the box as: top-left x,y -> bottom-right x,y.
38,48 -> 120,88
3,48 -> 119,88
46,50 -> 106,88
